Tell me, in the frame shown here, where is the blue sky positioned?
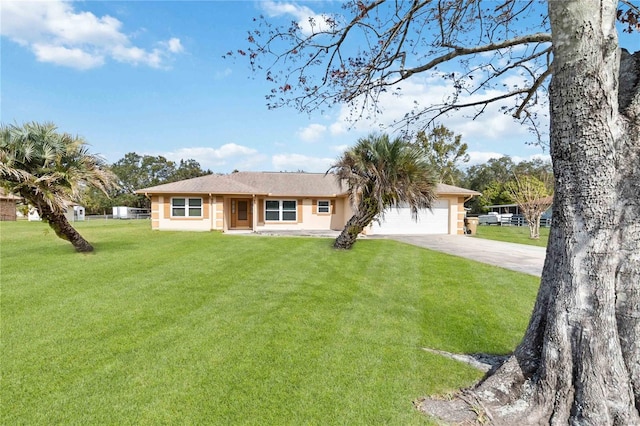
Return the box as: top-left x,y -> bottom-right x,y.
0,0 -> 597,173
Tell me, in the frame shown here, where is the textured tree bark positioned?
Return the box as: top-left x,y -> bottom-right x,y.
420,1 -> 640,424
333,207 -> 378,249
35,199 -> 94,253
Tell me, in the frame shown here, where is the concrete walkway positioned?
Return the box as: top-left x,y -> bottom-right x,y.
374,234 -> 546,277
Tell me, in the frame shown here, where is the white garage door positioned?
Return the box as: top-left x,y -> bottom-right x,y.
371,199 -> 450,235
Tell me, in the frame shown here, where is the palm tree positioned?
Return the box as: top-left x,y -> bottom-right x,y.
329,134 -> 438,249
0,122 -> 117,252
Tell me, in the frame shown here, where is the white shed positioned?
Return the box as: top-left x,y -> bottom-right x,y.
112,206 -> 150,219
28,204 -> 85,222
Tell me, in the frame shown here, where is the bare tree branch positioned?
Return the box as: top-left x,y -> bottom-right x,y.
240,0 -> 557,139
401,33 -> 552,79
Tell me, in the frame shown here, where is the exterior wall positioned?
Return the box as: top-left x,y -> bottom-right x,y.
151,196 -> 160,229
456,196 -> 466,235
254,197 -> 347,232
332,197 -> 353,229
213,196 -> 224,230
148,193 -> 353,233
438,195 -> 459,235
0,199 -> 16,221
155,194 -> 213,231
145,189 -> 475,234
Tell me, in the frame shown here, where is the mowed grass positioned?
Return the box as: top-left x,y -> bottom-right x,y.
474,224 -> 549,247
1,220 -> 539,425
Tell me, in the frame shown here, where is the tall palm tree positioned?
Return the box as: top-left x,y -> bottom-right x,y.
0,122 -> 117,252
329,134 -> 438,249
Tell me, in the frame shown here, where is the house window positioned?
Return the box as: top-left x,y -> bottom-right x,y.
265,200 -> 280,221
264,200 -> 297,222
317,200 -> 330,214
171,197 -> 202,217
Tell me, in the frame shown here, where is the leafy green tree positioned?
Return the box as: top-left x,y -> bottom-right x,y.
99,153 -> 212,211
0,122 -> 117,252
328,134 -> 437,249
477,181 -> 513,211
111,153 -> 175,195
172,159 -> 213,182
414,125 -> 469,185
463,156 -> 553,213
513,157 -> 554,193
80,186 -> 113,215
464,156 -> 516,190
464,156 -> 516,213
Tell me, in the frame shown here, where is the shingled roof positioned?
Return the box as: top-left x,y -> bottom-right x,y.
135,172 -> 480,198
435,183 -> 481,196
0,188 -> 22,200
136,172 -> 347,197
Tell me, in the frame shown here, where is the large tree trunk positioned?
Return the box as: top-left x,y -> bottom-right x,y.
420,1 -> 640,424
333,207 -> 378,249
38,202 -> 94,253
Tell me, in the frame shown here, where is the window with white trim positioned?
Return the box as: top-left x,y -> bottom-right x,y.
171,197 -> 202,217
317,200 -> 330,214
264,200 -> 297,221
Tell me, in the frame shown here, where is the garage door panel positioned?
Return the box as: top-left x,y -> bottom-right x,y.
371,199 -> 449,235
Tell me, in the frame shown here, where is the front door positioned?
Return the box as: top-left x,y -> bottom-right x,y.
232,198 -> 252,229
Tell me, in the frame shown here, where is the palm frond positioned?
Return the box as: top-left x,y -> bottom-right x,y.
0,121 -> 118,210
329,133 -> 438,221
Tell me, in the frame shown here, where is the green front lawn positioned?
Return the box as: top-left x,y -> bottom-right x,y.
1,220 -> 539,425
473,224 -> 549,247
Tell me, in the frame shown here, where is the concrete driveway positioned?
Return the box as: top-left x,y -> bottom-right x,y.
374,234 -> 546,277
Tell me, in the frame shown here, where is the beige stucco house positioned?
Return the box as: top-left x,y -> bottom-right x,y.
135,172 -> 479,235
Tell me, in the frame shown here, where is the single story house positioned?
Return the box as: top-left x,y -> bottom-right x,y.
0,189 -> 21,221
135,172 -> 480,235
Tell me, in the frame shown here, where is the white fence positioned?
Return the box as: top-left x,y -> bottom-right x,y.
85,214 -> 151,221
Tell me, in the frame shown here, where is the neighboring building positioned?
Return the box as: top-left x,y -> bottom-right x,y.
485,195 -> 553,226
113,206 -> 151,219
136,172 -> 480,235
0,189 -> 21,221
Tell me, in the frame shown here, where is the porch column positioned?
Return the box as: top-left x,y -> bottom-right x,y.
252,195 -> 258,231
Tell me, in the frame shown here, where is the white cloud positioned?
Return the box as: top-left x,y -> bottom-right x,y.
512,152 -> 551,164
0,0 -> 183,69
111,45 -> 163,68
161,144 -> 260,170
32,43 -> 105,70
165,37 -> 183,53
465,151 -> 551,167
466,151 -> 507,166
261,1 -> 337,35
326,73 -> 549,154
272,153 -> 334,172
297,123 -> 327,142
233,154 -> 270,171
170,144 -> 257,160
329,121 -> 347,135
